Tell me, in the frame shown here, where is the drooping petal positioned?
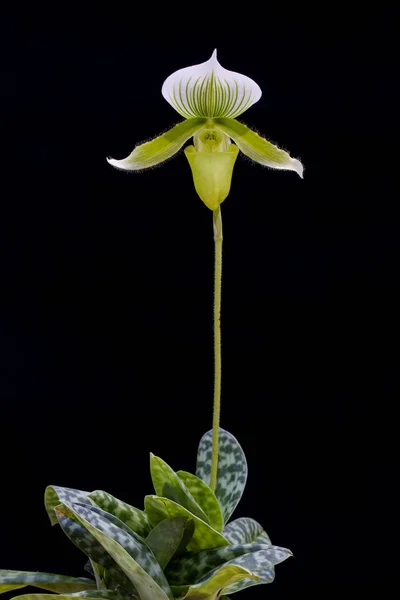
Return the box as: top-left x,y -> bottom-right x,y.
162,50 -> 262,119
215,118 -> 304,177
107,118 -> 206,170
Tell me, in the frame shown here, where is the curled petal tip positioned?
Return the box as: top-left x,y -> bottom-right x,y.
214,118 -> 303,177
107,157 -> 121,168
293,159 -> 304,178
106,119 -> 206,171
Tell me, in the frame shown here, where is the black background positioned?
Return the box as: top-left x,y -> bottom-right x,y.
1,5 -> 397,598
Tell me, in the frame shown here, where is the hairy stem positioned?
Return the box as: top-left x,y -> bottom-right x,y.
210,207 -> 223,492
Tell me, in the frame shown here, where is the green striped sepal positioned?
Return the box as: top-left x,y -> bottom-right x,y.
161,50 -> 261,119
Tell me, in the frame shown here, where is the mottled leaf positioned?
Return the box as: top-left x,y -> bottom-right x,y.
45,486 -> 92,525
176,471 -> 223,533
223,518 -> 271,545
58,503 -> 171,600
0,571 -> 96,595
56,512 -> 136,594
196,429 -> 247,523
222,576 -> 273,595
77,503 -> 142,540
144,496 -> 229,552
56,504 -> 171,600
222,547 -> 292,595
145,517 -> 192,569
166,543 -> 290,585
150,455 -> 209,523
88,491 -> 150,538
184,565 -> 257,600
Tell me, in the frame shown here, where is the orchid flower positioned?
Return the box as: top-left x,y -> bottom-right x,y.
107,50 -> 303,210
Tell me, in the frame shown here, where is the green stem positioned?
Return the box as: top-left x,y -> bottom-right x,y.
210,207 -> 223,493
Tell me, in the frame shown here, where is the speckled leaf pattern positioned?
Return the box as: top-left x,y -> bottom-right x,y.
221,547 -> 292,595
150,455 -> 209,523
176,471 -> 223,533
145,517 -> 191,569
223,518 -> 271,545
57,503 -> 172,600
144,496 -> 229,552
88,491 -> 150,538
56,511 -> 136,594
78,503 -> 143,540
56,505 -> 171,600
183,565 -> 257,600
45,486 -> 92,525
222,574 -> 273,595
196,428 -> 247,523
166,543 -> 289,585
0,571 -> 96,595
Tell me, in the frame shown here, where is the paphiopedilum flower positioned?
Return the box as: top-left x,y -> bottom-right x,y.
108,50 -> 303,210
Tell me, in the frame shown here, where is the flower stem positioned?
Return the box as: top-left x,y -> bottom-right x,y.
210,207 -> 223,493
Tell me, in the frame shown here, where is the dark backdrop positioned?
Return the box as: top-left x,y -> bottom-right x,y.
1,5 -> 397,599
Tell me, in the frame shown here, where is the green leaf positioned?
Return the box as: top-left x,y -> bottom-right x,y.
57,503 -> 172,600
0,571 -> 96,595
145,517 -> 192,569
214,118 -> 304,177
144,496 -> 229,552
166,543 -> 290,585
107,119 -> 207,171
45,486 -> 92,525
88,491 -> 150,538
196,428 -> 247,524
183,565 -> 258,600
56,503 -> 172,600
9,593 -> 133,600
71,592 -> 134,600
150,455 -> 209,523
56,512 -> 136,594
83,561 -> 105,590
176,471 -> 223,533
223,518 -> 271,545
